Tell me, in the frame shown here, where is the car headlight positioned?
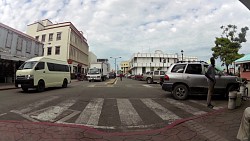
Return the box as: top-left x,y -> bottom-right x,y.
26,75 -> 34,79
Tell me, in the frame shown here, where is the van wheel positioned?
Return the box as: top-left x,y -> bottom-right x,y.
173,84 -> 188,100
37,80 -> 45,92
22,87 -> 28,92
62,79 -> 68,88
147,78 -> 152,84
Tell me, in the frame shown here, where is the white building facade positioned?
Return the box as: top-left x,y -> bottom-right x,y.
129,50 -> 198,75
0,23 -> 43,83
88,51 -> 97,66
26,19 -> 89,78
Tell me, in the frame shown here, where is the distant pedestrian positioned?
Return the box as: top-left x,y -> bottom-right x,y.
205,57 -> 216,109
120,74 -> 123,81
237,107 -> 250,141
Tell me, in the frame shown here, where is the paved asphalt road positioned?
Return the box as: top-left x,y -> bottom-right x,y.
0,78 -> 229,132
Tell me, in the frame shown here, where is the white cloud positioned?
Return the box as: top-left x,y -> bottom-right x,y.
0,0 -> 250,68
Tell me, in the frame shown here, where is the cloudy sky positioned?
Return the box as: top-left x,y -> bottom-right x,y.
0,0 -> 250,67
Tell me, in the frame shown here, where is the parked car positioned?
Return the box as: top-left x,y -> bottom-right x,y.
135,74 -> 143,81
143,70 -> 166,84
109,72 -> 116,79
161,61 -> 240,100
142,71 -> 151,81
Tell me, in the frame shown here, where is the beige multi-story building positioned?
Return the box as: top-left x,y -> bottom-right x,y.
26,19 -> 89,78
120,61 -> 130,74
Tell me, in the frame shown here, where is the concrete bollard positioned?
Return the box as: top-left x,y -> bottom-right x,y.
228,91 -> 237,110
236,92 -> 242,107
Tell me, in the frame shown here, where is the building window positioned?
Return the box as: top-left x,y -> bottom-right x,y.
35,42 -> 39,55
167,58 -> 170,63
56,32 -> 62,40
35,36 -> 39,40
6,31 -> 13,48
49,33 -> 53,41
55,46 -> 60,55
47,47 -> 52,55
160,58 -> 162,62
16,36 -> 23,51
41,34 -> 46,42
26,40 -> 32,53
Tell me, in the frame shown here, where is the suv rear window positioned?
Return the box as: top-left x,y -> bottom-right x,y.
154,71 -> 159,75
160,71 -> 165,75
171,64 -> 186,73
185,64 -> 202,74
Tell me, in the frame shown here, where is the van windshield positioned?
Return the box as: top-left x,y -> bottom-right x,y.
88,68 -> 100,74
18,61 -> 38,70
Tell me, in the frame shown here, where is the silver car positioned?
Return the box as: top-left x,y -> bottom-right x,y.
143,70 -> 166,84
161,62 -> 240,100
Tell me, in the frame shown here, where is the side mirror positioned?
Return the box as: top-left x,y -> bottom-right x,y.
35,67 -> 39,70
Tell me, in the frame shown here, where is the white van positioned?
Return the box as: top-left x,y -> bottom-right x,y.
15,57 -> 71,92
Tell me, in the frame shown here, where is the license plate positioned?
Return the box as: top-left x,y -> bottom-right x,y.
18,84 -> 21,88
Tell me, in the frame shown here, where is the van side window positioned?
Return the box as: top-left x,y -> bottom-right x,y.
47,63 -> 54,71
47,62 -> 69,72
36,62 -> 45,70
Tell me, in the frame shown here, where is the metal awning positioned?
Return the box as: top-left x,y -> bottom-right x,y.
0,53 -> 28,62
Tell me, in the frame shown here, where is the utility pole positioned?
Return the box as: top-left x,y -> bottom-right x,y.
110,57 -> 121,74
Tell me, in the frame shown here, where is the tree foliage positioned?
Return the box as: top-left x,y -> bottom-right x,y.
211,24 -> 249,73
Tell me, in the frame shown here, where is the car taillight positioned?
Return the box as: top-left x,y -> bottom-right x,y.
164,75 -> 169,81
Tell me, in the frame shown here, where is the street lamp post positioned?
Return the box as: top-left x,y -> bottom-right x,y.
110,57 -> 121,74
181,50 -> 184,61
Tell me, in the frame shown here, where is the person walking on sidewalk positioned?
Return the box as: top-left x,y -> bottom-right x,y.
205,57 -> 216,109
120,73 -> 123,81
237,107 -> 250,141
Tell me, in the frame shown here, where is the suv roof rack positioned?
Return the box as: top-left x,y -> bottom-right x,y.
176,61 -> 208,64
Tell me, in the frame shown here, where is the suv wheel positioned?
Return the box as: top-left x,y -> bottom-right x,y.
173,84 -> 188,100
147,78 -> 152,84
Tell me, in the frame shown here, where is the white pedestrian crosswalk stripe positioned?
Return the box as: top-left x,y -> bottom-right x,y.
164,98 -> 207,115
29,99 -> 76,122
11,96 -> 59,114
117,99 -> 143,126
141,99 -> 180,122
142,84 -> 152,88
75,98 -> 104,125
10,96 -> 224,129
